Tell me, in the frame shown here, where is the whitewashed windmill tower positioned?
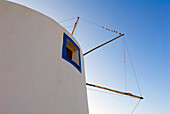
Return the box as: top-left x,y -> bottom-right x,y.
0,0 -> 144,113
0,0 -> 89,114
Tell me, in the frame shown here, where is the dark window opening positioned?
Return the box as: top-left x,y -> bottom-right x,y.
66,47 -> 72,60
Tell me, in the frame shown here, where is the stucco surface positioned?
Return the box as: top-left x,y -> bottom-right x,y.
0,1 -> 88,114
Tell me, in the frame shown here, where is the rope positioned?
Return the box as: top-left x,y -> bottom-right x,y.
123,37 -> 142,96
88,88 -> 142,114
64,25 -> 73,28
80,18 -> 103,28
87,88 -> 124,97
80,17 -> 123,35
122,36 -> 127,91
74,19 -> 79,38
59,17 -> 123,35
59,17 -> 123,36
58,17 -> 77,23
131,99 -> 141,114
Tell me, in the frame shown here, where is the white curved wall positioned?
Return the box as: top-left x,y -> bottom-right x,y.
0,1 -> 88,114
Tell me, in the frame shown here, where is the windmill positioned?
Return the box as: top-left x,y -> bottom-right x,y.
0,1 -> 143,114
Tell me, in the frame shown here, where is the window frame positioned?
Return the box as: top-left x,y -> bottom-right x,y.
62,33 -> 81,73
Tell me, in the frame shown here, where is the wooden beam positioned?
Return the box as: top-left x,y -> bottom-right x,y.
71,17 -> 79,36
86,83 -> 144,99
83,34 -> 124,56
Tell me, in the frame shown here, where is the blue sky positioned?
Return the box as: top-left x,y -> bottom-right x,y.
9,0 -> 170,114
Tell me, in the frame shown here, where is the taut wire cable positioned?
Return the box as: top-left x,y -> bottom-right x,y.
80,17 -> 123,36
87,88 -> 125,97
64,25 -> 73,28
122,36 -> 127,91
80,18 -> 103,28
74,19 -> 79,38
131,99 -> 141,114
123,37 -> 142,96
58,17 -> 77,23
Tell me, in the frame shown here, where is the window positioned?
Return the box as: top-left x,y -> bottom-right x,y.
62,33 -> 81,73
66,47 -> 72,60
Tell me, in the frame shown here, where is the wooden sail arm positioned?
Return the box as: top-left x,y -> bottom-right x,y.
71,17 -> 79,36
86,83 -> 144,100
83,34 -> 124,56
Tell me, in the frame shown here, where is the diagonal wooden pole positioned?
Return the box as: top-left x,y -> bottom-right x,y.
83,34 -> 124,56
86,83 -> 144,99
71,17 -> 79,36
